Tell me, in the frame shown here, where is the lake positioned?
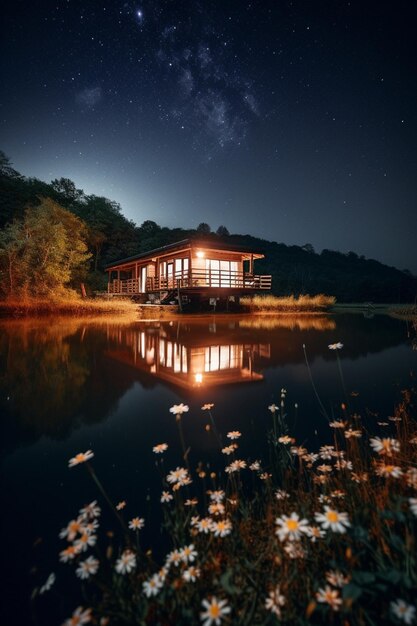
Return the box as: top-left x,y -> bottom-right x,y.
0,312 -> 415,624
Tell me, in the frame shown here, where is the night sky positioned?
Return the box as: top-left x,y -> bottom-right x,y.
1,1 -> 416,271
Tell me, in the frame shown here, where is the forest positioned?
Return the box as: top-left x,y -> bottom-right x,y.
0,151 -> 416,303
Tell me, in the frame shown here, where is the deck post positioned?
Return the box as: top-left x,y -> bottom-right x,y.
177,281 -> 183,313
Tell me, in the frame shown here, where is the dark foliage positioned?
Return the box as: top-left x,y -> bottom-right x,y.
1,152 -> 416,301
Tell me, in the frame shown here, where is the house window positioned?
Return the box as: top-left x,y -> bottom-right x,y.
205,259 -> 239,287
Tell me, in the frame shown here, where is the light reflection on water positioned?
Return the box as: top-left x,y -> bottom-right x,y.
0,313 -> 415,624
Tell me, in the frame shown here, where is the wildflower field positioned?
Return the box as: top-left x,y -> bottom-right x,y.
35,349 -> 417,626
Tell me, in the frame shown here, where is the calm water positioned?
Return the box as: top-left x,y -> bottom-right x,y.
0,313 -> 415,624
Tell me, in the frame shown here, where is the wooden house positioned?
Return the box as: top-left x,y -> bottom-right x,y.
105,238 -> 271,305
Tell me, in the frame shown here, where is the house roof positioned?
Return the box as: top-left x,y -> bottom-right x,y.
105,238 -> 265,270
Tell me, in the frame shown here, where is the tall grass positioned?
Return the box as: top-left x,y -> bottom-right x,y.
241,294 -> 336,312
0,295 -> 139,317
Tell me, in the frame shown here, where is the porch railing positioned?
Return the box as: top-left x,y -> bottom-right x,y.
108,270 -> 272,294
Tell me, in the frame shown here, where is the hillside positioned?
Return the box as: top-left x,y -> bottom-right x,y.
1,151 -> 416,303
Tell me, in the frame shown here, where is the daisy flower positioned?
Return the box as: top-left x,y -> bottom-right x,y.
303,453 -> 319,464
74,532 -> 97,553
225,459 -> 246,473
369,437 -> 400,456
275,489 -> 290,500
79,501 -> 101,520
406,468 -> 417,489
227,431 -> 241,440
153,443 -> 168,454
59,545 -> 81,563
166,549 -> 182,566
326,570 -> 351,587
180,544 -> 197,563
316,586 -> 342,611
209,489 -> 225,503
319,445 -> 336,459
265,584 -> 286,617
183,566 -> 201,582
185,498 -> 198,507
290,446 -> 308,457
328,342 -> 343,350
390,599 -> 416,624
306,525 -> 326,542
68,450 -> 94,468
62,606 -> 92,625
76,556 -> 99,580
344,429 -> 362,439
59,517 -> 85,542
375,463 -> 403,479
169,403 -> 189,416
314,507 -> 350,533
210,519 -> 232,537
196,517 -> 213,534
209,502 -> 225,516
268,404 -> 278,413
278,435 -> 294,444
115,550 -> 136,575
317,464 -> 333,473
201,403 -> 214,410
142,574 -> 163,597
275,512 -> 310,542
128,517 -> 145,531
200,596 -> 231,626
249,461 -> 261,471
116,501 -> 126,510
329,420 -> 347,428
221,445 -> 237,455
166,466 -> 190,486
161,491 -> 173,503
284,542 -> 306,559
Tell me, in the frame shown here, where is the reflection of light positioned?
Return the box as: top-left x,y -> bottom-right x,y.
195,373 -> 203,384
196,250 -> 205,258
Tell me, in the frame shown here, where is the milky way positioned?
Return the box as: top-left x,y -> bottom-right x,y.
2,0 -> 417,271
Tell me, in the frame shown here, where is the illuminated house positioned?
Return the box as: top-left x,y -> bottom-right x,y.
104,323 -> 270,389
105,238 -> 271,304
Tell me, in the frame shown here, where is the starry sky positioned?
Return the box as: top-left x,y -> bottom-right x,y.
1,0 -> 416,272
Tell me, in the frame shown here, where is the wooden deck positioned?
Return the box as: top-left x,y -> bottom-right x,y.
108,269 -> 272,295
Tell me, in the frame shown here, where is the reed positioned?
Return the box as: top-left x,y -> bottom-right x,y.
241,294 -> 336,312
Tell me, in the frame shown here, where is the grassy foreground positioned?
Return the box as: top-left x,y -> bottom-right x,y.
240,294 -> 336,312
36,362 -> 417,625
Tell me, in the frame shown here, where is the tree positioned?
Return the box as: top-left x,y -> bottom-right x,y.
0,220 -> 27,295
216,225 -> 229,237
0,151 -> 22,179
0,198 -> 91,298
197,222 -> 211,234
51,178 -> 84,205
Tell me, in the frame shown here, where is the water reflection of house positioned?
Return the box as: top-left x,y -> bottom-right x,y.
105,325 -> 270,389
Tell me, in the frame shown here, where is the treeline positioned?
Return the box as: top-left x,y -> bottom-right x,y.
0,151 -> 416,302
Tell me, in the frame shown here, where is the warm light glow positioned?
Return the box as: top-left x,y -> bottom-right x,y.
196,250 -> 205,258
195,373 -> 203,384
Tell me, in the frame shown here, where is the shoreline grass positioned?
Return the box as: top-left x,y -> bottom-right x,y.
241,294 -> 336,313
0,296 -> 140,318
